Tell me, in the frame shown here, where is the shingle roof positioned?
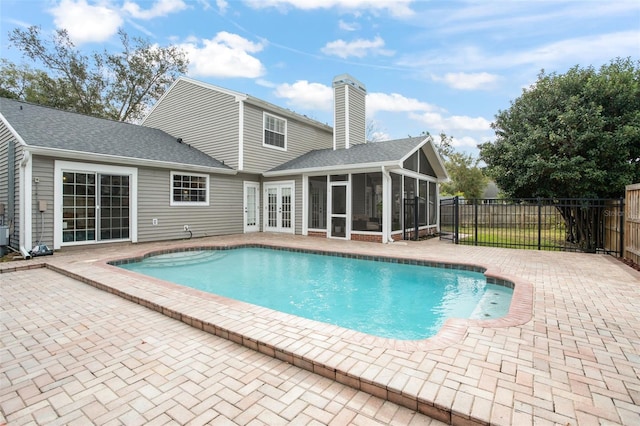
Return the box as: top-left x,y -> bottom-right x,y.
267,137 -> 426,172
0,97 -> 232,171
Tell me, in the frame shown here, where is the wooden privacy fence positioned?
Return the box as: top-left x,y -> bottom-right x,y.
625,183 -> 640,266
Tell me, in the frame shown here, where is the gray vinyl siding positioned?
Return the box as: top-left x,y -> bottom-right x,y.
348,86 -> 366,146
334,85 -> 346,150
242,103 -> 332,174
263,174 -> 303,235
143,79 -> 240,169
0,128 -> 9,221
137,168 -> 244,242
31,156 -> 55,248
0,126 -> 21,249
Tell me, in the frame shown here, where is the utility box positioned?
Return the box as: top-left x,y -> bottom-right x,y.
0,225 -> 8,246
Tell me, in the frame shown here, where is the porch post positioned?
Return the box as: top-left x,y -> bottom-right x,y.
381,166 -> 392,243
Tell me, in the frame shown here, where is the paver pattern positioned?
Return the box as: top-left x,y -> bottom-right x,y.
1,268 -> 441,425
1,234 -> 639,425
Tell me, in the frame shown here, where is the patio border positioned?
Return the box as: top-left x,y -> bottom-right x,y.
2,241 -> 534,424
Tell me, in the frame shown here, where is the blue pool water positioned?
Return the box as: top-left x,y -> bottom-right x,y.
118,247 -> 513,340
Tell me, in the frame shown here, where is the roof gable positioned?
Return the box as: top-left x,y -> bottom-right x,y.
144,76 -> 332,133
265,136 -> 448,179
0,97 -> 232,172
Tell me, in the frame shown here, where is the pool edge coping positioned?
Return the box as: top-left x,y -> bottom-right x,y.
13,242 -> 534,425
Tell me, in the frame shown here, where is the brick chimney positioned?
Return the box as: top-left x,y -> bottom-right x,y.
332,74 -> 366,150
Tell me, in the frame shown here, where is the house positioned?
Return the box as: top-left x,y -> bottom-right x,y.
0,74 -> 447,257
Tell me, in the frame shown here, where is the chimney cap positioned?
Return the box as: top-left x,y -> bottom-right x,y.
332,74 -> 366,92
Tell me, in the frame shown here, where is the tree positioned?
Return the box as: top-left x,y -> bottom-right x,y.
6,26 -> 188,122
103,30 -> 189,122
439,152 -> 487,199
479,58 -> 640,250
433,132 -> 488,199
479,57 -> 640,199
0,59 -> 82,109
366,118 -> 385,142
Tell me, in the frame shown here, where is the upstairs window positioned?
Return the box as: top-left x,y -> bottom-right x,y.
171,172 -> 209,206
264,113 -> 287,150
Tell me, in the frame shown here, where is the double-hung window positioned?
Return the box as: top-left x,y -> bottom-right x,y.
170,172 -> 209,206
263,112 -> 287,150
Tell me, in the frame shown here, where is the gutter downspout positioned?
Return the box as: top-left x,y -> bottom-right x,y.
381,166 -> 392,244
19,150 -> 32,259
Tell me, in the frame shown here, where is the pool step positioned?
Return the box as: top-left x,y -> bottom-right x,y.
140,250 -> 226,267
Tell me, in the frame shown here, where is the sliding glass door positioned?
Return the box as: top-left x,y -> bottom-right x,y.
62,172 -> 130,243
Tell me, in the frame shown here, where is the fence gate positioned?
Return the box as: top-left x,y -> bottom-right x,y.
439,196 -> 458,243
403,197 -> 419,240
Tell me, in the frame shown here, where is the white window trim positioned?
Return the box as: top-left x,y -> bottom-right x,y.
54,161 -> 138,249
262,112 -> 287,151
170,171 -> 210,206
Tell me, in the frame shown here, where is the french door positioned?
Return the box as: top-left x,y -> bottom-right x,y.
264,182 -> 294,233
243,182 -> 260,233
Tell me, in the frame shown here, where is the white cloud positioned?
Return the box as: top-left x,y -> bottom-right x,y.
122,0 -> 188,20
321,36 -> 394,59
273,80 -> 334,111
507,30 -> 640,69
434,2 -> 640,38
255,78 -> 277,88
366,92 -> 437,116
434,72 -> 500,90
451,135 -> 481,150
339,19 -> 359,31
406,30 -> 640,75
409,111 -> 492,132
243,0 -> 414,18
216,0 -> 228,13
49,0 -> 123,44
370,130 -> 390,142
180,32 -> 266,78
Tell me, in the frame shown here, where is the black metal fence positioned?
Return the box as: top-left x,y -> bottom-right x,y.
439,197 -> 624,256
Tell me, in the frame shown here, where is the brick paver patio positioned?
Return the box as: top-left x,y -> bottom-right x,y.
1,234 -> 639,425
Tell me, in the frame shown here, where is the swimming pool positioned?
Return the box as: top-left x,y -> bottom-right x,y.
118,247 -> 513,340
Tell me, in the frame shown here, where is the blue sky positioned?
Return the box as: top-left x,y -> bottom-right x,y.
1,0 -> 639,156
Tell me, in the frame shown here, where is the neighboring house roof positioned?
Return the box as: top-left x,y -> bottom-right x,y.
0,97 -> 234,173
265,136 -> 448,179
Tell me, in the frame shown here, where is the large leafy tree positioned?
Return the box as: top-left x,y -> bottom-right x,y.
434,132 -> 488,200
479,57 -> 640,199
0,59 -> 82,110
4,26 -> 188,122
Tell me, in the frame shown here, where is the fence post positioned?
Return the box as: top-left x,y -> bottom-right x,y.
537,198 -> 542,251
474,199 -> 478,246
454,196 -> 459,244
620,196 -> 625,258
414,196 -> 419,241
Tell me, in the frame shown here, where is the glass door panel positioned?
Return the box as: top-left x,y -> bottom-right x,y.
244,182 -> 260,233
281,187 -> 292,230
267,187 -> 278,228
264,183 -> 294,233
100,174 -> 130,241
62,172 -> 96,243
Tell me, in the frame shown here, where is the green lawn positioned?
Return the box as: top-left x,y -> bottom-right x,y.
455,226 -> 569,250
